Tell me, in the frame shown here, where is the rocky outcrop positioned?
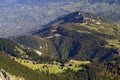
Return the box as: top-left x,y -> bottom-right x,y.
0,69 -> 11,80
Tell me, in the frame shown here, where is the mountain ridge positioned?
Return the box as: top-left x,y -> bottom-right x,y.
0,0 -> 120,37
14,11 -> 120,62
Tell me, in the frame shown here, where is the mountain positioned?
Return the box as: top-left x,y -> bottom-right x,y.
0,11 -> 120,79
14,11 -> 120,62
33,11 -> 120,61
0,69 -> 11,80
13,11 -> 120,79
0,0 -> 120,37
0,37 -> 56,63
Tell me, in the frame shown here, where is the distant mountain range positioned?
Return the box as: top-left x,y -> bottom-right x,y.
0,0 -> 120,37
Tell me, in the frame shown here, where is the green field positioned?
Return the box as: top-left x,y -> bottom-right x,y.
105,39 -> 120,48
13,58 -> 90,74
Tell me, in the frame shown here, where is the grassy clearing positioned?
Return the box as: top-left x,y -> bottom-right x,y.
105,39 -> 120,48
77,30 -> 91,34
13,58 -> 90,74
44,34 -> 61,39
75,22 -> 120,36
76,23 -> 101,32
14,46 -> 26,55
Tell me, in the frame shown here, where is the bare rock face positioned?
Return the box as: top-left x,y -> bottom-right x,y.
0,69 -> 11,80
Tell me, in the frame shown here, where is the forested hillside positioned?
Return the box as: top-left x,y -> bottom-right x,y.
0,11 -> 120,80
15,11 -> 120,62
0,51 -> 120,80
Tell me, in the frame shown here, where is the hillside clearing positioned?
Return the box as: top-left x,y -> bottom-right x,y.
13,58 -> 90,74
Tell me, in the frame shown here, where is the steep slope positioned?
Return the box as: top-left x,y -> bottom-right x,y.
15,11 -> 120,62
35,11 -> 120,61
15,35 -> 58,59
0,70 -> 11,80
0,38 -> 24,57
0,38 -> 56,63
0,52 -> 40,80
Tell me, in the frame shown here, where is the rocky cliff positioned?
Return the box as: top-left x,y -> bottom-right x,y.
0,69 -> 11,80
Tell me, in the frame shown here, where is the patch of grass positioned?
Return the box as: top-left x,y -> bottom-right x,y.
75,22 -> 120,37
14,46 -> 26,55
105,39 -> 120,48
13,58 -> 90,74
77,30 -> 91,34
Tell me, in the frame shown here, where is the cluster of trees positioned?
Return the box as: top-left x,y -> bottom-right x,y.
0,51 -> 119,80
0,38 -> 21,57
48,27 -> 118,62
0,38 -> 56,63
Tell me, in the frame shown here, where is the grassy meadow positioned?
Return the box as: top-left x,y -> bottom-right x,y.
12,57 -> 90,74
